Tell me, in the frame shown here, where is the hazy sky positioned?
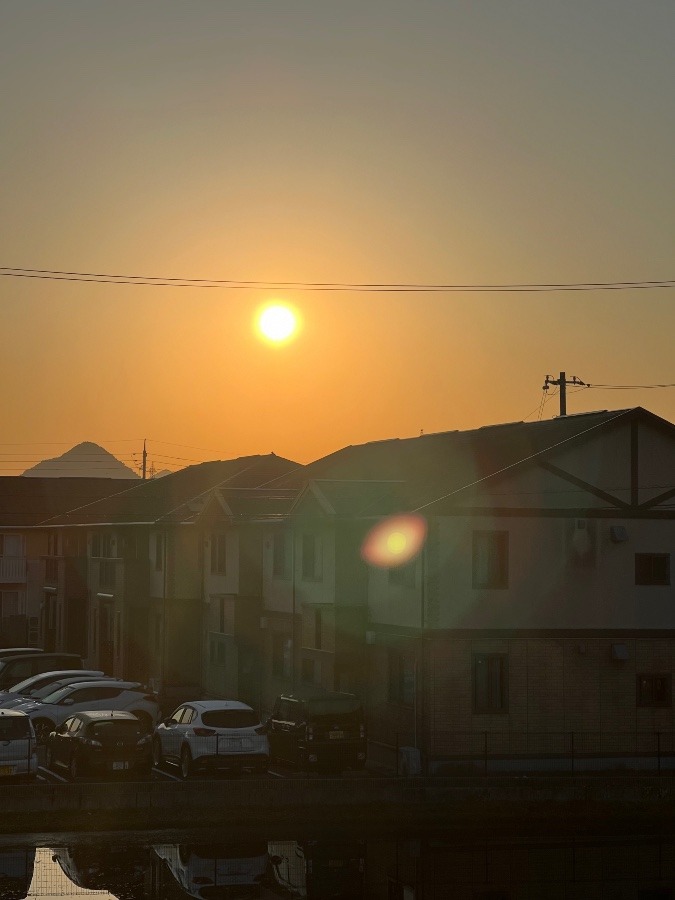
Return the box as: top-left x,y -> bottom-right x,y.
2,1 -> 674,475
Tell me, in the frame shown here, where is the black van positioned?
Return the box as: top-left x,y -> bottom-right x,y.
267,691 -> 366,772
0,653 -> 82,692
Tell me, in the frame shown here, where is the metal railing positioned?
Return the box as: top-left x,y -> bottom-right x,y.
391,730 -> 675,776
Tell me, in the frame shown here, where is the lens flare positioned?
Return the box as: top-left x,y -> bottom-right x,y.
361,514 -> 428,568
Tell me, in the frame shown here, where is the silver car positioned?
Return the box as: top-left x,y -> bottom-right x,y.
152,700 -> 270,779
0,710 -> 37,782
0,670 -> 107,708
14,680 -> 160,743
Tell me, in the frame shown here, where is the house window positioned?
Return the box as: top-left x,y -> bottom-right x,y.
272,633 -> 292,678
272,531 -> 288,579
473,653 -> 508,713
389,560 -> 417,589
388,651 -> 415,706
211,533 -> 227,575
301,534 -> 322,581
210,636 -> 226,667
472,531 -> 509,589
637,674 -> 672,708
0,534 -> 22,557
101,533 -> 114,558
155,533 -> 164,572
635,553 -> 670,586
0,591 -> 20,618
301,657 -> 320,685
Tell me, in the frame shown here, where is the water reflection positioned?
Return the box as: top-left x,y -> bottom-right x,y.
7,834 -> 675,898
0,848 -> 34,900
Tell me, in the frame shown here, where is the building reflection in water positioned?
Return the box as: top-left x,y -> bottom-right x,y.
11,835 -> 675,898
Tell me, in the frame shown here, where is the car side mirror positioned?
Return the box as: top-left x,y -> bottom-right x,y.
61,698 -> 74,706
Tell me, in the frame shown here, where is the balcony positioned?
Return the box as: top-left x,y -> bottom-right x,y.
0,557 -> 27,583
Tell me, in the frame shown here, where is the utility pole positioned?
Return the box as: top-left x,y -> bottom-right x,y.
543,372 -> 587,417
142,439 -> 147,481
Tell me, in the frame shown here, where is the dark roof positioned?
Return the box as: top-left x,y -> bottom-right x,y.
162,486 -> 299,526
275,408 -> 656,515
41,454 -> 298,526
0,477 -> 137,527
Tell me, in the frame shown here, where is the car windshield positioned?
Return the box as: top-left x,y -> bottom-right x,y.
38,686 -> 73,704
201,710 -> 259,729
306,698 -> 363,719
0,717 -> 31,740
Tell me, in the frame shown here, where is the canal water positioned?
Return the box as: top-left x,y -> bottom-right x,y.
2,832 -> 675,898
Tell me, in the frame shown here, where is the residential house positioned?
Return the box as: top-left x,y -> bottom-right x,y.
0,477 -> 135,650
263,408 -> 675,771
38,455 -> 296,710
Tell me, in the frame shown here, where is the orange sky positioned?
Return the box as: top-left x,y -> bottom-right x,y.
2,2 -> 674,476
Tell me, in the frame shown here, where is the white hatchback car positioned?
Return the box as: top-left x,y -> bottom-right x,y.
152,700 -> 270,779
0,710 -> 38,782
14,680 -> 160,743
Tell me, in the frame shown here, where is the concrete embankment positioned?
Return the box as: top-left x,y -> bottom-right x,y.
3,776 -> 675,837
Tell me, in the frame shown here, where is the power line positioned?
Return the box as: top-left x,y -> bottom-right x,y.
1,267 -> 674,293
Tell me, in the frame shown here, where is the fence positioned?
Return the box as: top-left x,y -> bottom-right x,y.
387,730 -> 675,776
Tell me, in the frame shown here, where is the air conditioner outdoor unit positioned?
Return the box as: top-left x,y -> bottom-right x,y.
398,746 -> 421,776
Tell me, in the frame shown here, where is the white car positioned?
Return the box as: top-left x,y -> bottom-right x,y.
0,710 -> 38,782
14,680 -> 160,743
152,700 -> 270,779
154,843 -> 269,899
0,670 -> 106,708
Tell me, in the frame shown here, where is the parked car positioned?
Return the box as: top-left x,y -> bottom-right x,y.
0,670 -> 106,708
267,691 -> 366,772
154,842 -> 269,899
152,700 -> 269,779
1,673 -> 113,710
45,710 -> 152,780
0,653 -> 82,692
0,648 -> 43,658
14,680 -> 160,743
0,710 -> 37,783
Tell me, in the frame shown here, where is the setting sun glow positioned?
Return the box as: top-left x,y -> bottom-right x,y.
257,303 -> 299,344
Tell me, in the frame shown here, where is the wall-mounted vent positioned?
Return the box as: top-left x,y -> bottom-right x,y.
610,525 -> 629,543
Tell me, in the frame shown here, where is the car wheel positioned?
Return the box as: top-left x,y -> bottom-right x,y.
69,754 -> 80,781
33,718 -> 54,745
152,736 -> 164,768
180,745 -> 193,780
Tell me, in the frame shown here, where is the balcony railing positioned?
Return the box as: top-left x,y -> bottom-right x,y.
0,557 -> 26,582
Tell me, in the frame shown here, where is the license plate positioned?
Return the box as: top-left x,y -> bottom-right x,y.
0,766 -> 15,776
112,761 -> 129,771
329,731 -> 344,740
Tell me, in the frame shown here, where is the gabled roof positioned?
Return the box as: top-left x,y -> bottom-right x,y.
0,477 -> 137,527
272,408 -> 665,516
40,454 -> 298,526
168,486 -> 298,526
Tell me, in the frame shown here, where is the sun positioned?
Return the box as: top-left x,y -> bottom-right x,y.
257,303 -> 299,344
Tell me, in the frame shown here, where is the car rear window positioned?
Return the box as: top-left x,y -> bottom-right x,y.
0,717 -> 30,740
89,721 -> 142,739
306,698 -> 363,719
201,710 -> 259,729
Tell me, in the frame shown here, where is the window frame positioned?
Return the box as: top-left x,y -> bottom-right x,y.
637,673 -> 672,708
472,530 -> 509,589
473,652 -> 509,714
635,553 -> 670,586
